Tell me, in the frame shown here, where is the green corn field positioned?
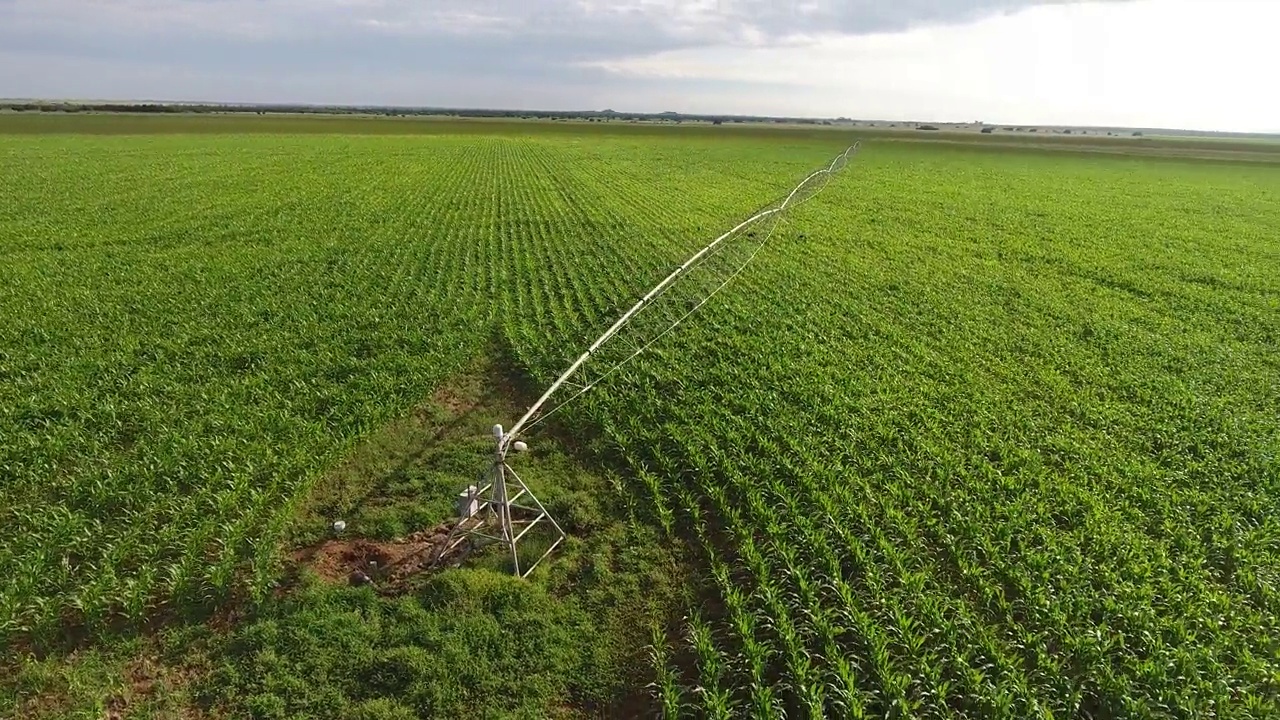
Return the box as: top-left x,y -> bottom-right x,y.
2,117 -> 1278,717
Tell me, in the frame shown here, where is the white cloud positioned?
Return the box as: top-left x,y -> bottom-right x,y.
0,0 -> 1273,131
0,0 -> 1127,42
588,0 -> 1279,132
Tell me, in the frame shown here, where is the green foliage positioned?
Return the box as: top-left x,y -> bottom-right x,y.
348,698 -> 418,720
0,129 -> 817,645
202,571 -> 591,719
193,524 -> 688,720
2,120 -> 1279,717
556,144 -> 1280,717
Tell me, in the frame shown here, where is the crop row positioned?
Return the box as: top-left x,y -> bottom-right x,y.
560,148 -> 1280,717
2,132 -> 1277,718
0,132 -> 829,645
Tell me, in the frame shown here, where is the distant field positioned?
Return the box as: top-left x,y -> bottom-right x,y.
2,114 -> 1279,717
3,111 -> 1280,163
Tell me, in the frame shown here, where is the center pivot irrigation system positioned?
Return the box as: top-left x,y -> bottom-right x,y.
436,142 -> 861,577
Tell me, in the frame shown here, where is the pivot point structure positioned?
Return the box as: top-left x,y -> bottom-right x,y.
434,423 -> 566,578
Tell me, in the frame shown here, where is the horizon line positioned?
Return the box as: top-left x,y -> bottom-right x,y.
3,98 -> 1278,138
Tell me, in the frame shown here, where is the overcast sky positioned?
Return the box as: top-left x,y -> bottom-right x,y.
0,0 -> 1274,132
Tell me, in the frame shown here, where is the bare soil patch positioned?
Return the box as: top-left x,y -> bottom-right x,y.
291,521 -> 468,593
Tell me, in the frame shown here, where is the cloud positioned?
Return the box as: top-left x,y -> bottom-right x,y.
587,0 -> 1279,132
1,0 -> 1118,45
0,0 -> 1274,132
1,1 -> 1131,89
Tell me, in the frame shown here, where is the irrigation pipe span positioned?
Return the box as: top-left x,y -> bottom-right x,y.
500,142 -> 860,454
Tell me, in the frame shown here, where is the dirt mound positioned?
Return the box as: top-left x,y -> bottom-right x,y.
292,522 -> 464,592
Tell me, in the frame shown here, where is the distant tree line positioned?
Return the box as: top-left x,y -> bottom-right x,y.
0,101 -> 840,126
0,103 -> 1205,141
6,102 -> 191,113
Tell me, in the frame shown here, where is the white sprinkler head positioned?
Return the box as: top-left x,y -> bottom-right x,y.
513,441 -> 528,453
331,520 -> 347,533
492,424 -> 504,439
